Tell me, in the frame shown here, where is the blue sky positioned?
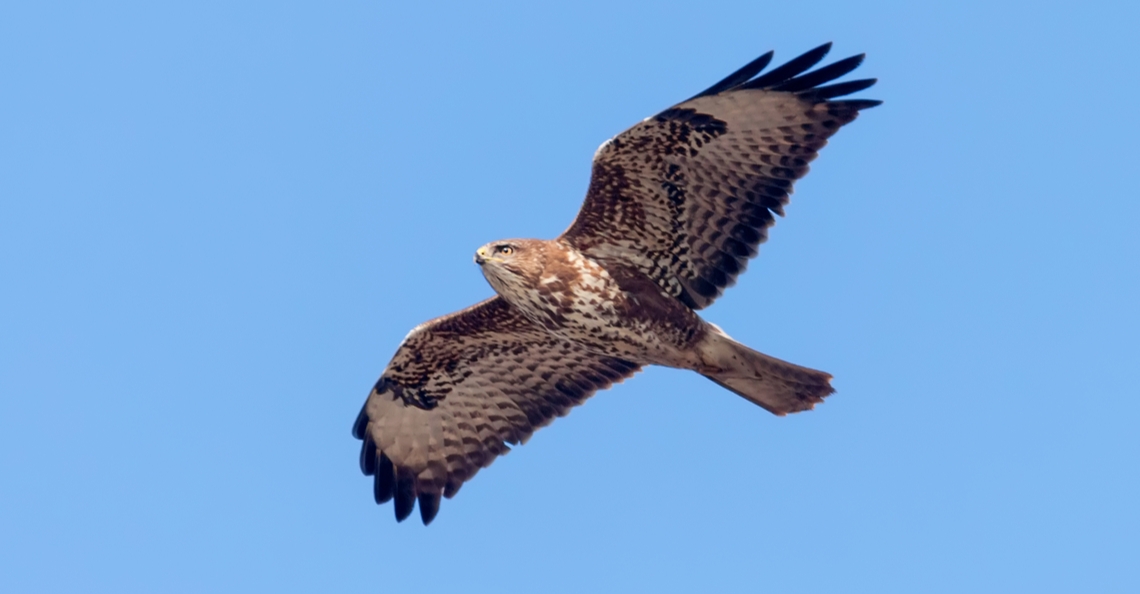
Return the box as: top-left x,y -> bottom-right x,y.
2,1 -> 1138,592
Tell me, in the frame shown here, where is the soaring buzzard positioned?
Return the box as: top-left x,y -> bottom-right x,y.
353,43 -> 879,524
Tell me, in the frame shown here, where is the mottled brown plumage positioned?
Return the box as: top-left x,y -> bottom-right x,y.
354,43 -> 880,524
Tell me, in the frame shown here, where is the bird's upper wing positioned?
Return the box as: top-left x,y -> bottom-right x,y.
560,43 -> 880,310
352,296 -> 640,524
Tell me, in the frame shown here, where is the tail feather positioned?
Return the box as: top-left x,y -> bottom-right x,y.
697,331 -> 835,415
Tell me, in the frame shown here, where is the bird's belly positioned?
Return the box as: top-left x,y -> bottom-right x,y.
513,285 -> 699,366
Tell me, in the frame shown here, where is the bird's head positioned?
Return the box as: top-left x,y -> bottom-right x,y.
474,239 -> 544,294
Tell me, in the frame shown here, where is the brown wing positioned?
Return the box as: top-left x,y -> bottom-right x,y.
351,296 -> 640,524
560,43 -> 880,309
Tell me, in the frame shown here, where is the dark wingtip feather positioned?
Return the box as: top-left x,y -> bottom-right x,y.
834,99 -> 884,110
684,43 -> 880,106
688,51 -> 774,100
806,78 -> 878,100
393,475 -> 416,522
351,404 -> 368,439
742,42 -> 832,90
683,43 -> 880,106
373,453 -> 394,504
418,493 -> 441,525
774,53 -> 865,93
359,434 -> 377,475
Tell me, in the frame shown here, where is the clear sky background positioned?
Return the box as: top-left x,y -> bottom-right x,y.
2,1 -> 1138,592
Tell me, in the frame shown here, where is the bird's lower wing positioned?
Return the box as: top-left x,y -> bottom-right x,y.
352,296 -> 640,524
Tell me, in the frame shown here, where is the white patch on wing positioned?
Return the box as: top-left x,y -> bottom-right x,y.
593,137 -> 613,161
400,321 -> 431,346
706,322 -> 732,339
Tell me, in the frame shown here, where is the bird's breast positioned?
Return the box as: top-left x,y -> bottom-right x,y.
493,247 -> 698,363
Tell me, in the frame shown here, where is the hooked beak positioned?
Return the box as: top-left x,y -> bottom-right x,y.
474,247 -> 488,265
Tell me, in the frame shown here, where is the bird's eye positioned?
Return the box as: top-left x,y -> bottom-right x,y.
497,245 -> 514,256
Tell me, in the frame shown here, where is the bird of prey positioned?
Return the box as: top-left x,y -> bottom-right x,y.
353,43 -> 879,524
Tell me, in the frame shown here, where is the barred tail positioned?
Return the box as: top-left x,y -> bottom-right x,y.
697,331 -> 835,415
